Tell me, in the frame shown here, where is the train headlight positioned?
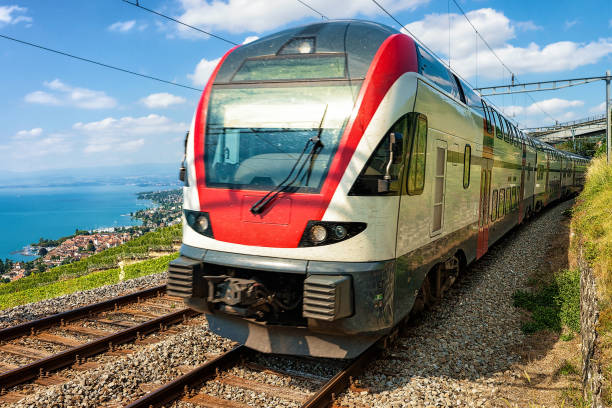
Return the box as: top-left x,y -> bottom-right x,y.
196,215 -> 209,232
299,221 -> 367,247
332,225 -> 347,240
310,225 -> 328,243
184,210 -> 214,238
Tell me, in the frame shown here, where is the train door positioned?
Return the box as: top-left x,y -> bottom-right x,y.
476,159 -> 492,259
518,141 -> 526,224
431,140 -> 447,236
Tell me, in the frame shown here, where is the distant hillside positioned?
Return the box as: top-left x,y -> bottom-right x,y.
0,224 -> 181,309
0,163 -> 182,188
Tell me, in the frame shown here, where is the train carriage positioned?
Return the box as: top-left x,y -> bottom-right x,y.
168,20 -> 588,358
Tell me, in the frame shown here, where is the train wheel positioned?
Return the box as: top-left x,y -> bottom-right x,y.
410,274 -> 433,316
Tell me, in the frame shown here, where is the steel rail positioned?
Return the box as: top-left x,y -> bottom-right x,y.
0,308 -> 199,389
0,284 -> 167,341
125,340 -> 383,408
301,341 -> 381,408
125,345 -> 248,408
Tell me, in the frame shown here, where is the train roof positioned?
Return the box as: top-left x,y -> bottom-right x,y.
211,19 -> 590,163
213,20 -> 399,84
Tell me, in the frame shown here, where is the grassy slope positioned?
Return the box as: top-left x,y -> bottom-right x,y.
0,225 -> 181,309
0,254 -> 177,309
571,155 -> 612,404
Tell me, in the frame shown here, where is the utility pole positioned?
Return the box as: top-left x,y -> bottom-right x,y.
607,70 -> 611,163
572,128 -> 576,152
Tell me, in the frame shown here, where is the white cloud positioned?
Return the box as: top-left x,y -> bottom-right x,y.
564,20 -> 578,30
0,5 -> 32,26
140,92 -> 186,108
25,91 -> 61,105
589,101 -> 606,114
10,134 -> 73,159
118,138 -> 145,151
189,57 -> 221,86
73,114 -> 186,135
25,79 -> 117,109
515,21 -> 541,31
242,36 -> 259,44
108,20 -> 136,32
500,98 -> 584,117
525,98 -> 583,115
404,8 -> 514,61
175,0 -> 429,35
402,8 -> 612,79
14,127 -> 42,139
74,114 -> 186,155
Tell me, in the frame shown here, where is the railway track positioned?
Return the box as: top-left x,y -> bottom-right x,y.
0,285 -> 387,407
126,339 -> 384,408
0,285 -> 200,402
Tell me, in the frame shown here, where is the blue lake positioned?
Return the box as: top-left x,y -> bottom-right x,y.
0,184 -> 175,262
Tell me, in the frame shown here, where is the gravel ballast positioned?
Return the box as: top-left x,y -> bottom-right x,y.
7,316 -> 235,408
0,201 -> 572,407
0,272 -> 167,329
338,200 -> 574,407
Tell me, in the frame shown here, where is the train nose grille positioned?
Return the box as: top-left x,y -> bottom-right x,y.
303,275 -> 353,321
167,256 -> 203,298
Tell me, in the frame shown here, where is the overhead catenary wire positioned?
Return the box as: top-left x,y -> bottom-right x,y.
121,0 -> 239,46
369,0 -> 530,129
296,0 -> 329,20
0,33 -> 203,92
449,0 -> 558,124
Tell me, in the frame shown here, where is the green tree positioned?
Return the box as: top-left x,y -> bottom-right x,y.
86,241 -> 95,252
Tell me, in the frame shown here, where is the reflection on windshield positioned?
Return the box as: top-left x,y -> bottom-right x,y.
204,83 -> 358,192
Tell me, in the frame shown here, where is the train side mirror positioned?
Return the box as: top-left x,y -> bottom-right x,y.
179,131 -> 188,184
378,132 -> 403,193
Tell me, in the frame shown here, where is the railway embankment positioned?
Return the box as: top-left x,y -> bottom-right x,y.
571,155 -> 612,407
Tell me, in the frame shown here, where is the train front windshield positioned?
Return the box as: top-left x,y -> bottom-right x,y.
204,55 -> 359,193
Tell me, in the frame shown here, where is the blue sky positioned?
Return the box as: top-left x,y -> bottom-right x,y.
0,0 -> 610,172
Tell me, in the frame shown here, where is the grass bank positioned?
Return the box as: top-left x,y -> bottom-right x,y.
513,268 -> 580,335
571,155 -> 612,405
572,155 -> 612,309
0,224 -> 181,309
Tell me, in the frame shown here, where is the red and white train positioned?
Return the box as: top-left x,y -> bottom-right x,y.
168,20 -> 588,358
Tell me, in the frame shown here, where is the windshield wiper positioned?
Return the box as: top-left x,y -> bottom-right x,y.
250,106 -> 327,215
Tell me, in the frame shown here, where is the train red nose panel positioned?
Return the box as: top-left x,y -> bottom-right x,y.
209,193 -> 324,247
193,34 -> 417,248
240,196 -> 292,225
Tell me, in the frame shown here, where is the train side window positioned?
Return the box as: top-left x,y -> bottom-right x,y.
416,46 -> 459,98
499,189 -> 505,217
481,100 -> 493,133
513,186 -> 518,209
506,188 -> 511,213
500,117 -> 509,142
491,190 -> 498,221
452,73 -> 467,104
527,162 -> 531,180
492,111 -> 503,139
463,144 -> 471,189
407,114 -> 428,195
